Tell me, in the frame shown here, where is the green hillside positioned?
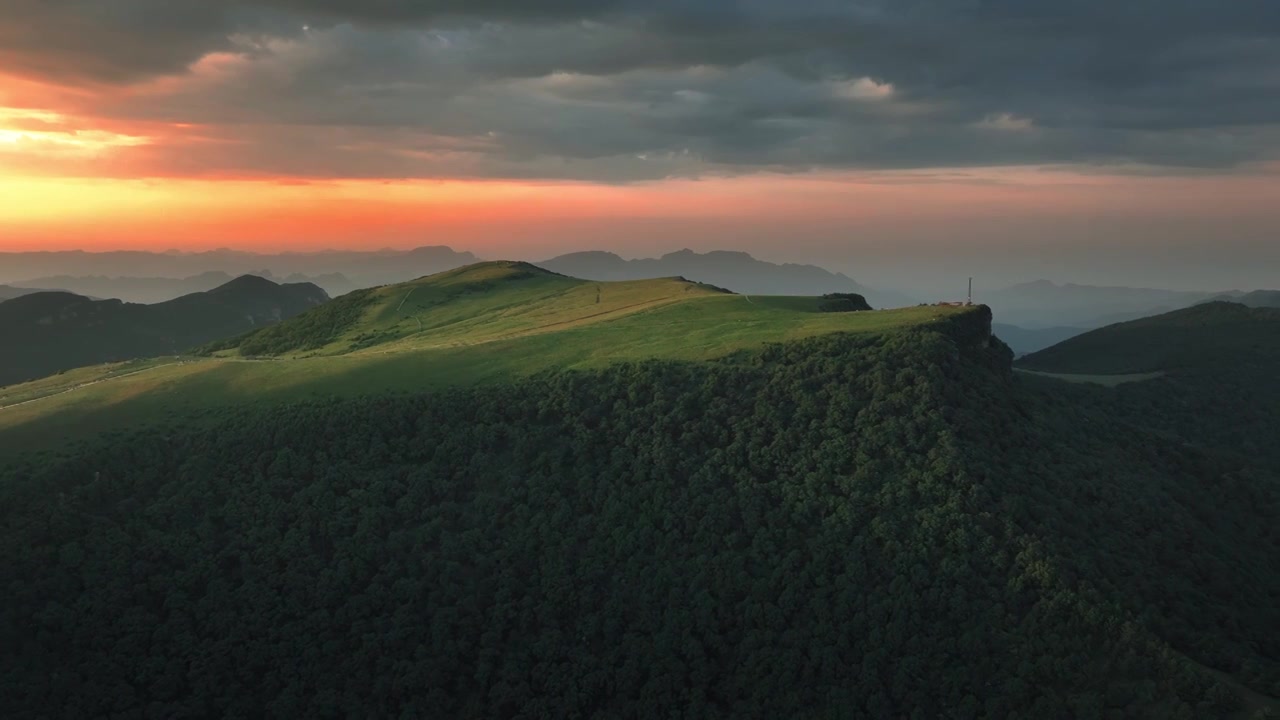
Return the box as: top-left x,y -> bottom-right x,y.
1015,302 -> 1280,472
0,275 -> 328,388
1017,301 -> 1280,375
0,262 -> 956,454
2,304 -> 1278,718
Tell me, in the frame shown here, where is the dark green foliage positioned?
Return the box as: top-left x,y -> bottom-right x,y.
818,292 -> 873,312
1018,302 -> 1280,374
0,277 -> 327,386
203,287 -> 378,356
2,313 -> 1276,718
1017,301 -> 1280,469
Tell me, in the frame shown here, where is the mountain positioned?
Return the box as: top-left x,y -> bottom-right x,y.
1017,301 -> 1280,375
0,285 -> 51,302
538,249 -> 914,308
281,272 -> 357,297
1017,301 -> 1280,471
992,323 -> 1087,356
1,273 -> 1277,717
8,271 -> 356,304
1238,290 -> 1280,308
0,275 -> 328,387
0,262 -> 963,454
1204,290 -> 1280,308
0,246 -> 477,290
983,279 -> 1221,329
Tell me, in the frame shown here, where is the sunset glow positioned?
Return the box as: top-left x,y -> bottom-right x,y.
0,1 -> 1275,290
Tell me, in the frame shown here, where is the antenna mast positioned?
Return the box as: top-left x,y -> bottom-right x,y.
967,277 -> 973,306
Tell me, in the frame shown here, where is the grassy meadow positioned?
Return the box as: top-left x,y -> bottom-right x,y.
0,262 -> 966,454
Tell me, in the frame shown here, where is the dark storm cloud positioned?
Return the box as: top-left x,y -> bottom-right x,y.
2,0 -> 1279,178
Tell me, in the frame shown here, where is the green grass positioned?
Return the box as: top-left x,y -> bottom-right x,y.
0,357 -> 193,408
0,262 -> 970,454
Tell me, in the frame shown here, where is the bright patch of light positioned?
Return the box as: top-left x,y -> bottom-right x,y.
831,77 -> 895,101
0,106 -> 150,156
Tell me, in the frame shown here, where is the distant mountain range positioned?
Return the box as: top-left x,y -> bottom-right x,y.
8,271 -> 356,304
5,247 -> 1275,329
981,280 -> 1224,329
0,275 -> 328,387
1204,289 -> 1280,308
0,285 -> 55,302
537,249 -> 914,307
0,246 -> 478,291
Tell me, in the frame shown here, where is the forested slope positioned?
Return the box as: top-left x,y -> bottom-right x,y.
1,309 -> 1277,718
1017,302 -> 1280,375
1017,302 -> 1280,469
0,276 -> 328,387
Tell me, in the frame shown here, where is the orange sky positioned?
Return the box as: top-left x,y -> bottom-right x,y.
3,164 -> 1277,254
2,67 -> 1279,291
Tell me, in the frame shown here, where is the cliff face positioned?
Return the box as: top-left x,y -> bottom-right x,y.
931,304 -> 1014,378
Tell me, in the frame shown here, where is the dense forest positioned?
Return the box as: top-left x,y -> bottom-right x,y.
2,309 -> 1278,718
1018,302 -> 1280,469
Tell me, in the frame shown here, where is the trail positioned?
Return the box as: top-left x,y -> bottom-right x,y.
396,287 -> 417,313
363,295 -> 695,356
0,362 -> 182,412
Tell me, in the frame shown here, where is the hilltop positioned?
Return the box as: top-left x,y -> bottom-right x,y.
0,285 -> 52,302
1016,302 -> 1280,471
0,261 -> 960,454
0,276 -> 328,388
202,260 -> 734,358
2,293 -> 1277,717
1204,290 -> 1280,309
537,249 -> 914,308
6,270 -> 356,304
1017,301 -> 1280,375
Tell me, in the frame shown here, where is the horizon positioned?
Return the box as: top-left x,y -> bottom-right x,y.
4,1 -> 1280,709
2,2 -> 1278,293
0,242 -> 1267,296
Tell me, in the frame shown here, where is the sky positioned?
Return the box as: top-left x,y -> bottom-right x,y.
1,0 -> 1278,290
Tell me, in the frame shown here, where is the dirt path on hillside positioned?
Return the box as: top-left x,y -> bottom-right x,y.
0,362 -> 183,412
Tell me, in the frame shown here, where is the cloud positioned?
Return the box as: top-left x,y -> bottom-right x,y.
830,77 -> 895,101
0,0 -> 1278,179
976,114 -> 1035,132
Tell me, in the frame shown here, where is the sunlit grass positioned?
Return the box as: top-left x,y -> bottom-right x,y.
0,263 -> 969,454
